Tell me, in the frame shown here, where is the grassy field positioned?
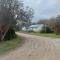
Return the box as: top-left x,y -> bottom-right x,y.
0,36 -> 23,55
28,32 -> 60,38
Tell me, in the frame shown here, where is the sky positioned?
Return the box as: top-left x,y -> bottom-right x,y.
22,0 -> 60,22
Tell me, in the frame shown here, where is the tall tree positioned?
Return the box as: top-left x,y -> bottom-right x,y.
17,6 -> 34,29
49,15 -> 60,34
0,0 -> 34,40
0,0 -> 24,40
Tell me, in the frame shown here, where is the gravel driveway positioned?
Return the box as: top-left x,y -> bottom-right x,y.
0,32 -> 60,60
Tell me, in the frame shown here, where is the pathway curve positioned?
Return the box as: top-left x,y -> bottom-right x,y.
0,32 -> 60,60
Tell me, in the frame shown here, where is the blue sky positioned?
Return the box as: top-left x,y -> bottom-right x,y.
22,0 -> 60,22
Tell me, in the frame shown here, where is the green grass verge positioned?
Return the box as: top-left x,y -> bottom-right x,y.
0,36 -> 23,55
28,32 -> 60,38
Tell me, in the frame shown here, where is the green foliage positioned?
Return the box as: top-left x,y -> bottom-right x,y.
38,15 -> 60,34
40,25 -> 54,33
0,0 -> 34,40
4,28 -> 16,40
0,36 -> 23,54
48,17 -> 60,34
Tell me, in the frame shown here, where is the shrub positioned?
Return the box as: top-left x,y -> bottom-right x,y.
40,25 -> 54,33
4,28 -> 16,40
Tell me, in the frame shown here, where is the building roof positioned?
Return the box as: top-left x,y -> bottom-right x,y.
29,24 -> 43,28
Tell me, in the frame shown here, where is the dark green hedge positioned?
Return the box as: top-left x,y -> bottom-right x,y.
4,28 -> 16,40
40,25 -> 54,33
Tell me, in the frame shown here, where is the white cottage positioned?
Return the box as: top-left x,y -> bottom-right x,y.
28,24 -> 44,32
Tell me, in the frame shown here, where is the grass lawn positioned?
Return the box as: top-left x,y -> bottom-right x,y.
28,32 -> 60,38
0,36 -> 23,55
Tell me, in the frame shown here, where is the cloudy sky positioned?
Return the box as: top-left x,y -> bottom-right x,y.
23,0 -> 60,22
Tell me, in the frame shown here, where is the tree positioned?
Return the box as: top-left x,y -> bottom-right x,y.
24,7 -> 34,29
40,25 -> 54,33
37,19 -> 49,25
49,15 -> 60,34
0,0 -> 34,40
0,0 -> 26,40
37,19 -> 49,33
17,6 -> 34,29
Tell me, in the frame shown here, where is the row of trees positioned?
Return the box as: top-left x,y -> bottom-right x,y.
0,0 -> 34,40
38,15 -> 60,34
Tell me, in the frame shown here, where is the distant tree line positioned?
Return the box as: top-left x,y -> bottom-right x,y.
37,15 -> 60,34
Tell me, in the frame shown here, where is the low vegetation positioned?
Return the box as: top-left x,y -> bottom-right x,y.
28,32 -> 60,38
0,36 -> 23,55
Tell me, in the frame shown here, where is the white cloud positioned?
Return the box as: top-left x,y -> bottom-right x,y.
23,0 -> 60,22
